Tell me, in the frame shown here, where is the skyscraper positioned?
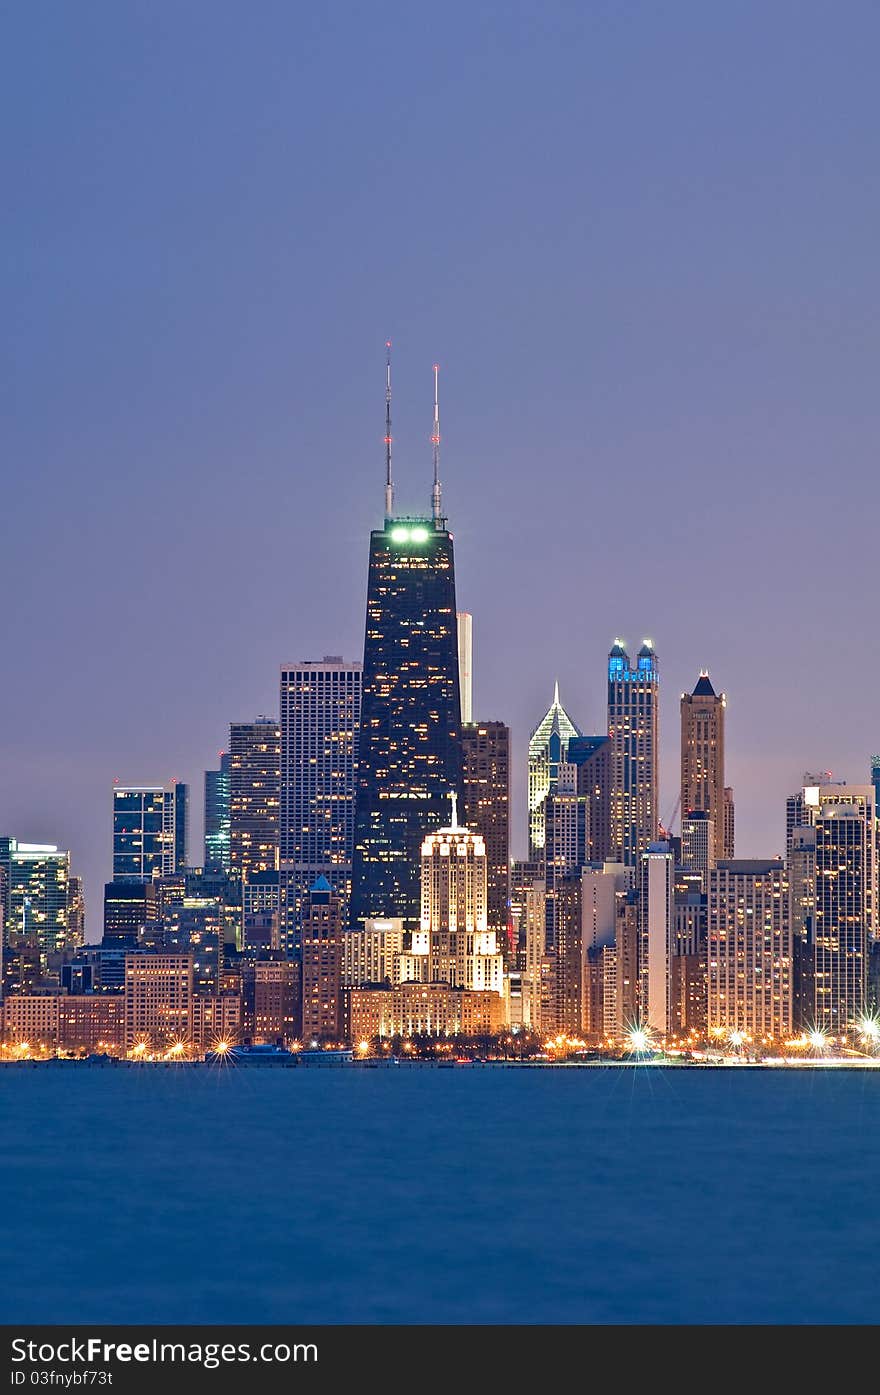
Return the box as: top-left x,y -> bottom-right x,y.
639,842 -> 675,1035
789,784 -> 876,1031
112,786 -> 180,882
681,809 -> 715,883
418,797 -> 504,994
173,782 -> 189,871
680,672 -> 729,864
350,354 -> 463,929
0,839 -> 72,960
708,859 -> 792,1040
608,640 -> 659,867
301,875 -> 344,1043
279,658 -> 362,950
461,720 -> 510,951
204,753 -> 232,874
527,683 -> 582,861
229,717 -> 280,883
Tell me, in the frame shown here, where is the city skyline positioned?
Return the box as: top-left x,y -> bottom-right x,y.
4,3 -> 880,934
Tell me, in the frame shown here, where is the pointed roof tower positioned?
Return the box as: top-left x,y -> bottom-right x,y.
692,671 -> 717,698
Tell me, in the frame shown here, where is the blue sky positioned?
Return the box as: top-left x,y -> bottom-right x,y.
2,2 -> 879,928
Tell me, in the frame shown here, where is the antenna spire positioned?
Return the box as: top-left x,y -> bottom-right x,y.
384,340 -> 394,519
431,362 -> 442,525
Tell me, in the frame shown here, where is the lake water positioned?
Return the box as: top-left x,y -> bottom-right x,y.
1,1064 -> 878,1324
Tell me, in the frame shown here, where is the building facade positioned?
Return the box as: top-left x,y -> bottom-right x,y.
301,876 -> 344,1043
607,641 -> 659,867
461,721 -> 511,952
351,517 -> 463,929
204,753 -> 232,874
112,785 -> 185,882
680,672 -> 730,863
707,860 -> 792,1040
279,658 -> 361,951
527,683 -> 582,861
229,717 -> 280,883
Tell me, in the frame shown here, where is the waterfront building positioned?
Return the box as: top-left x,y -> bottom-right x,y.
346,982 -> 506,1042
190,992 -> 242,1051
301,876 -> 344,1043
279,658 -> 361,951
254,957 -> 301,1044
123,952 -> 193,1050
419,800 -> 504,994
680,673 -> 730,863
229,717 -> 280,883
707,860 -> 792,1040
787,782 -> 875,1030
342,918 -> 406,988
607,640 -> 659,866
638,842 -> 675,1035
204,753 -> 232,874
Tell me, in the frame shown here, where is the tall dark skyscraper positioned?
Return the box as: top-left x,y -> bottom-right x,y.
350,352 -> 463,929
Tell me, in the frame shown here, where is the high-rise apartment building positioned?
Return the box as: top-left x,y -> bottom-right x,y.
680,673 -> 730,863
229,717 -> 280,883
639,842 -> 675,1035
786,783 -> 875,1030
608,640 -> 659,867
0,838 -> 72,959
254,957 -> 300,1045
204,753 -> 231,874
123,952 -> 193,1050
707,860 -> 792,1040
681,810 -> 715,884
527,684 -> 582,862
112,786 -> 185,882
301,875 -> 344,1043
461,721 -> 510,950
351,364 -> 463,930
279,658 -> 361,950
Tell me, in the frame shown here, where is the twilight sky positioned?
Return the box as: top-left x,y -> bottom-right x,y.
2,1 -> 879,937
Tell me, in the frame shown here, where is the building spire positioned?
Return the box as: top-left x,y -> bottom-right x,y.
431,363 -> 442,525
449,789 -> 459,830
554,678 -> 560,707
384,340 -> 394,519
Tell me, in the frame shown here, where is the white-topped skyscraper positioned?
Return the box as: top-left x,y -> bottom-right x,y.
607,640 -> 659,867
279,657 -> 362,951
527,682 -> 582,861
